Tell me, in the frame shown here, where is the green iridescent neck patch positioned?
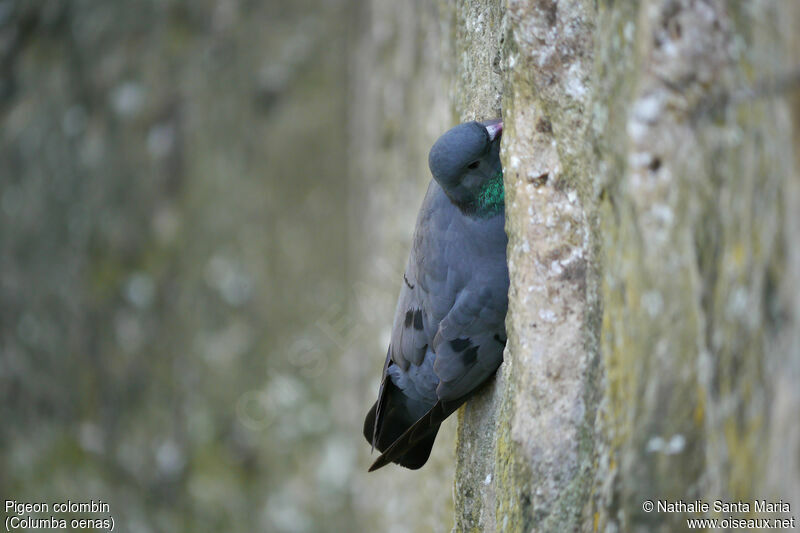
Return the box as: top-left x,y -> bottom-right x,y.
475,171 -> 505,216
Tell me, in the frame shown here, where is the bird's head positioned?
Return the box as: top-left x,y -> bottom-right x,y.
428,119 -> 503,216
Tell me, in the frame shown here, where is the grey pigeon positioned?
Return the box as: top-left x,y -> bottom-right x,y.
363,119 -> 508,471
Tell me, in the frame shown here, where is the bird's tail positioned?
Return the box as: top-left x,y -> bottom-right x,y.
363,383 -> 442,470
363,384 -> 465,471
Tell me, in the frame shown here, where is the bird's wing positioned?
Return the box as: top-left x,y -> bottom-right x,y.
368,347 -> 392,450
387,259 -> 431,370
431,283 -> 507,401
384,182 -> 453,372
367,284 -> 507,470
368,185 -> 447,446
390,185 -> 507,402
368,228 -> 433,447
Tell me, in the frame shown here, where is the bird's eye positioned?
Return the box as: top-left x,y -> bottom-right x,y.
467,161 -> 480,169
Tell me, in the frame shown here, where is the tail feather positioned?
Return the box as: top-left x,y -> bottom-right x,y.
365,395 -> 465,472
363,381 -> 431,445
375,429 -> 438,470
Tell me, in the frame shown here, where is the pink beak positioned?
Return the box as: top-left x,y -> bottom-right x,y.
485,120 -> 503,141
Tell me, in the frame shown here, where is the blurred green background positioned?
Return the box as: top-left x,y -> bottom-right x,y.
0,0 -> 392,530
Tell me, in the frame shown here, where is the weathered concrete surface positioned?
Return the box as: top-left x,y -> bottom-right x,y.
454,0 -> 600,530
352,0 -> 800,531
593,1 -> 800,531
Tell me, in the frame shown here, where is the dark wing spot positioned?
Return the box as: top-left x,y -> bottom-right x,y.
449,337 -> 472,352
404,310 -> 414,328
413,309 -> 424,331
493,334 -> 507,346
403,273 -> 415,289
462,345 -> 479,366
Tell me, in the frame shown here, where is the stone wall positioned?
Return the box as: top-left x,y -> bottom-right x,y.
351,0 -> 800,531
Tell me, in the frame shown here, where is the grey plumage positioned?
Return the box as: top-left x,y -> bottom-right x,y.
364,119 -> 508,471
